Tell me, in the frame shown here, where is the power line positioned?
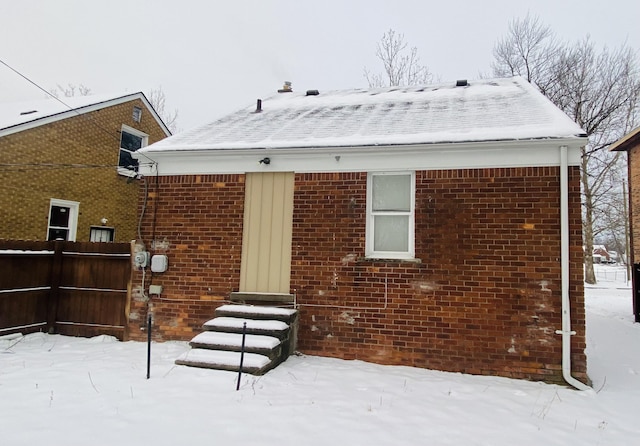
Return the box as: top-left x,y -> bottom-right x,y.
0,58 -> 160,167
0,162 -> 115,170
0,57 -> 123,143
0,58 -> 78,114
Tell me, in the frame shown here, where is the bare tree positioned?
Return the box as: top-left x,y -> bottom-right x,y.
493,15 -> 640,284
147,86 -> 179,134
492,15 -> 559,86
364,29 -> 432,87
49,83 -> 92,98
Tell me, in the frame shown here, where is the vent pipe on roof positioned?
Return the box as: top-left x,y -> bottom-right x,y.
255,99 -> 262,113
278,81 -> 293,93
456,79 -> 468,87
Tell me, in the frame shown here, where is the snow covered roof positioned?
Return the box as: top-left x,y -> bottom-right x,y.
141,77 -> 585,154
0,92 -> 171,137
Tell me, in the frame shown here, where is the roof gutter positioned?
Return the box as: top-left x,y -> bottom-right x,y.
558,145 -> 591,391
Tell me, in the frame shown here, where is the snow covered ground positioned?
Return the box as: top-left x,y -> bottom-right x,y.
1,264 -> 639,445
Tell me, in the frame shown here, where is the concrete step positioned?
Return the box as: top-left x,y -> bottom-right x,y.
215,304 -> 298,324
203,317 -> 290,340
175,349 -> 273,375
176,305 -> 299,376
189,331 -> 282,360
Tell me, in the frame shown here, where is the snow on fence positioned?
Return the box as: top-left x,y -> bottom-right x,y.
0,240 -> 132,339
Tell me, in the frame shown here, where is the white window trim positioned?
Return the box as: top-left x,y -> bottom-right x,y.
365,171 -> 415,260
48,198 -> 79,242
118,124 -> 148,177
90,226 -> 115,242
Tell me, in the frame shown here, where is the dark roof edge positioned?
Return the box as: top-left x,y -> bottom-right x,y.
610,126 -> 640,152
0,92 -> 171,137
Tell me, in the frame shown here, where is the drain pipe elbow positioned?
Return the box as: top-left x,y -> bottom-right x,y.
559,145 -> 591,391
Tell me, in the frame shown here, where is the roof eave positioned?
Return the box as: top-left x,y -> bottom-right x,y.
141,134 -> 587,154
135,136 -> 586,177
609,127 -> 640,152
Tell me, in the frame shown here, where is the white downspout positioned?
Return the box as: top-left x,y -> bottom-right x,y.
557,145 -> 591,390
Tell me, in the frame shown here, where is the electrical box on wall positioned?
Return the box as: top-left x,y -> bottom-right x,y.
133,251 -> 149,268
150,255 -> 168,273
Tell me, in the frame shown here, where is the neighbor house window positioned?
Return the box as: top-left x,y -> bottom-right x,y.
90,226 -> 115,242
132,106 -> 142,123
47,199 -> 79,241
118,125 -> 148,175
366,172 -> 415,259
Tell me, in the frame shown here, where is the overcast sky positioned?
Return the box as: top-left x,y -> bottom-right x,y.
1,0 -> 639,132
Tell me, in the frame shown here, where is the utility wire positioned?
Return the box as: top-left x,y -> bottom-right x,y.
0,163 -> 122,170
0,58 -> 68,105
0,57 -> 122,143
0,57 -> 160,167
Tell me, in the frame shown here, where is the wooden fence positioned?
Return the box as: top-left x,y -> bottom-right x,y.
0,240 -> 132,340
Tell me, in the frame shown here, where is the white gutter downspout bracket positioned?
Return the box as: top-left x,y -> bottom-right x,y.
556,145 -> 591,391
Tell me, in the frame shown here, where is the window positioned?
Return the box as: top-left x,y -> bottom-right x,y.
90,226 -> 115,242
132,106 -> 142,123
366,172 -> 415,259
118,125 -> 148,175
47,199 -> 79,241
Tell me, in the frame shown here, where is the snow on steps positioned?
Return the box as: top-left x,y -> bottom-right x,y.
189,331 -> 282,359
175,349 -> 272,374
175,304 -> 298,375
203,317 -> 290,340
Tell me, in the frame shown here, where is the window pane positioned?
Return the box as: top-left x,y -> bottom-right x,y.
119,131 -> 142,170
120,131 -> 143,151
90,227 -> 114,242
50,206 -> 70,227
119,149 -> 139,170
372,175 -> 410,211
374,215 -> 409,252
132,107 -> 142,123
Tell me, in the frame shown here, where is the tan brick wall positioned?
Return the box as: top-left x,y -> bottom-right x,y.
0,99 -> 168,242
130,166 -> 586,384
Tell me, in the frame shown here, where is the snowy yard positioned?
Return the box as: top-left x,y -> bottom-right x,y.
1,264 -> 639,445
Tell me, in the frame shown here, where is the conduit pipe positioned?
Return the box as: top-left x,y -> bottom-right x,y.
557,145 -> 591,391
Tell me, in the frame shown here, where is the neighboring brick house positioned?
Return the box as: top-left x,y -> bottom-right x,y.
0,93 -> 170,242
610,126 -> 640,322
131,77 -> 589,386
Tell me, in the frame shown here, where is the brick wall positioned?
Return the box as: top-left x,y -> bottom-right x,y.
0,99 -> 167,242
131,166 -> 586,384
129,174 -> 245,339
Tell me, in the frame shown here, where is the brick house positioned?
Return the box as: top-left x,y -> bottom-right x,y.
610,126 -> 640,322
0,93 -> 170,242
130,77 -> 589,386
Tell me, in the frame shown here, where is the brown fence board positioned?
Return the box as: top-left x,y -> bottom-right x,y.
0,290 -> 48,335
57,290 -> 127,324
0,240 -> 132,340
0,251 -> 52,289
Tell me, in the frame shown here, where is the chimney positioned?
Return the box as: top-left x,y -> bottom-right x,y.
278,81 -> 293,93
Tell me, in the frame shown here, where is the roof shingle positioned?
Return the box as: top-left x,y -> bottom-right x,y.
142,77 -> 585,153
